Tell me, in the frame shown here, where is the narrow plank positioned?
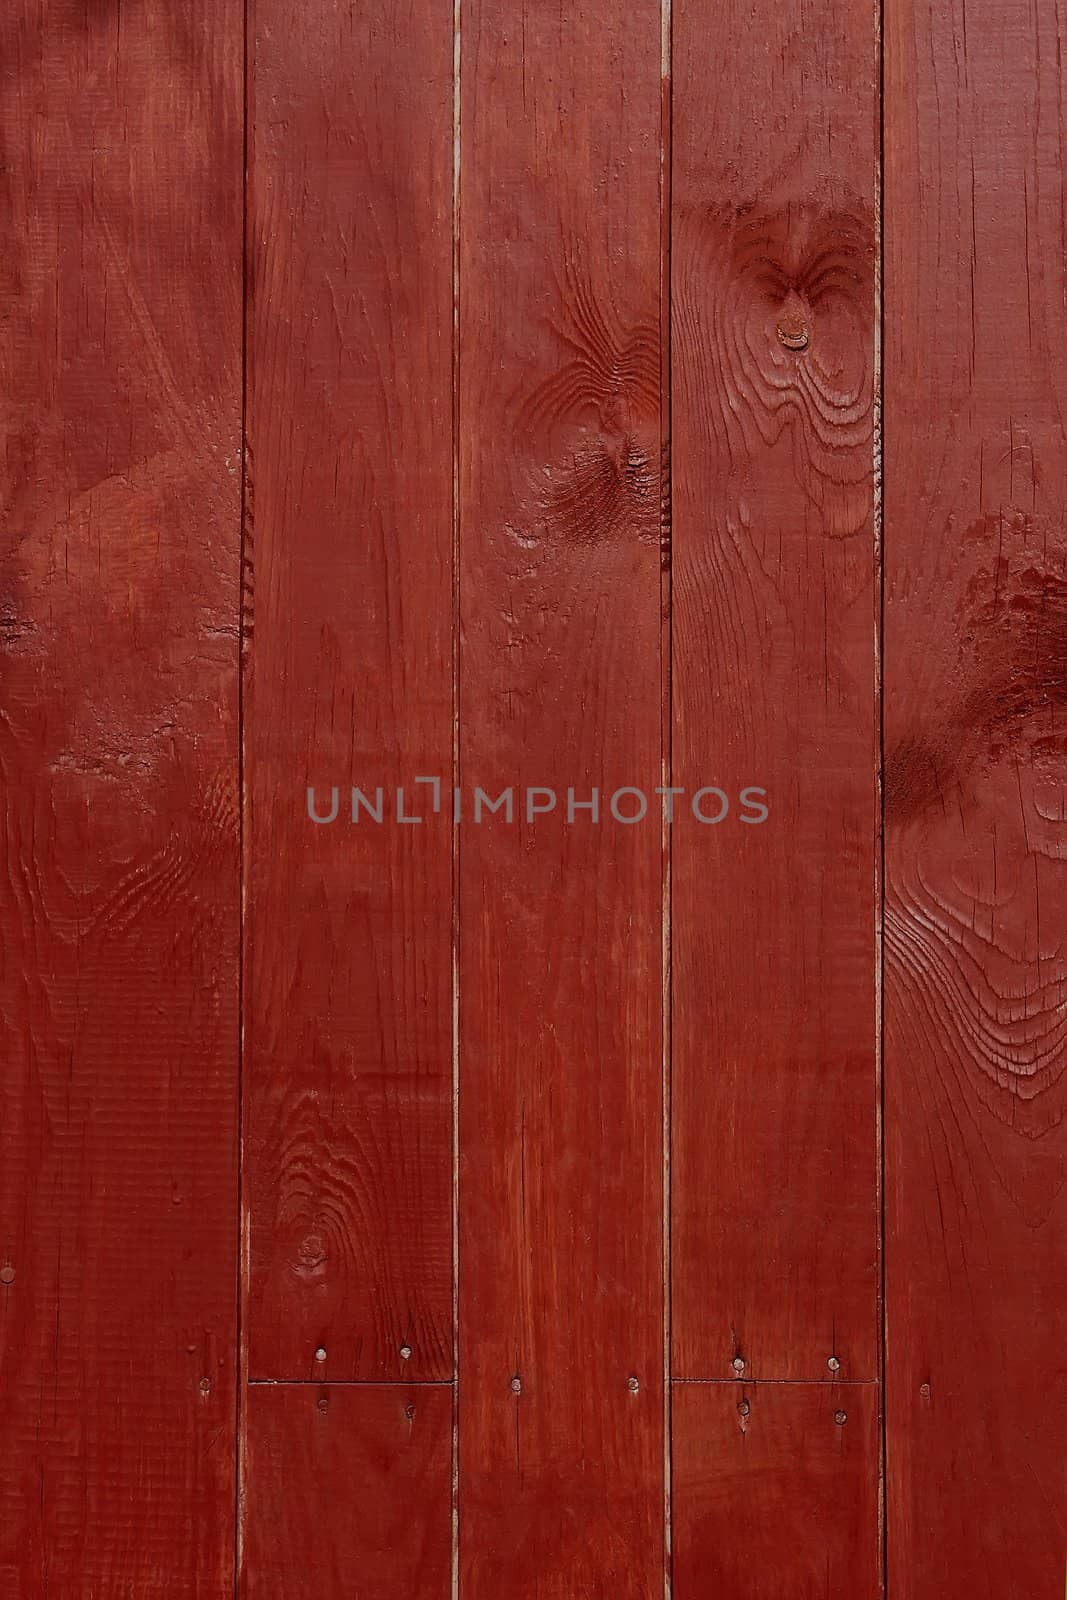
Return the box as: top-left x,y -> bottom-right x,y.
241,1385 -> 452,1598
673,1383 -> 881,1598
0,1 -> 241,1592
244,0 -> 454,1379
671,0 -> 880,1380
884,0 -> 1067,1589
457,3 -> 665,1593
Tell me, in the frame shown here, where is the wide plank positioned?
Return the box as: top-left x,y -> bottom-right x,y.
0,1 -> 242,1591
671,0 -> 880,1382
884,0 -> 1067,1588
457,1 -> 667,1592
244,0 -> 455,1380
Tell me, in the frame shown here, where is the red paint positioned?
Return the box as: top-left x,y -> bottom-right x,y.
243,0 -> 455,1383
884,0 -> 1067,1588
241,1385 -> 452,1599
0,1 -> 241,1592
673,1383 -> 881,1598
5,2 -> 1066,1595
456,2 -> 667,1593
671,0 -> 881,1388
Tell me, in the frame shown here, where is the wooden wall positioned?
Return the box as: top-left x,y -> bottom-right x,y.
1,0 -> 1063,1593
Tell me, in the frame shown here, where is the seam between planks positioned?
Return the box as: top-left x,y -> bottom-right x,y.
246,1379 -> 457,1388
451,6 -> 462,1600
234,0 -> 252,1590
874,0 -> 887,1588
670,1378 -> 881,1387
660,0 -> 674,1596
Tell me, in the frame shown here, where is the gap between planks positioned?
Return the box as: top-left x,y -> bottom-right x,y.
247,1379 -> 457,1388
450,6 -> 462,1600
670,1378 -> 879,1387
659,2 -> 674,1599
234,0 -> 253,1593
873,0 -> 887,1591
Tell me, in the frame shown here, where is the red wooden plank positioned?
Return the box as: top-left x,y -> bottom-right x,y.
884,0 -> 1067,1589
0,2 -> 241,1593
240,1384 -> 452,1598
244,0 -> 455,1380
673,1382 -> 881,1598
456,2 -> 666,1593
671,0 -> 880,1381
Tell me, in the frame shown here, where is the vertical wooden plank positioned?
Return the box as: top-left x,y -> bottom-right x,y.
457,3 -> 665,1594
884,0 -> 1067,1589
460,0 -> 668,1587
0,2 -> 241,1593
244,2 -> 454,1380
673,1383 -> 880,1598
671,0 -> 880,1381
241,1385 -> 452,1598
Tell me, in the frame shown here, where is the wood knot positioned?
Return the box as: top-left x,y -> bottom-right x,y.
776,319 -> 809,351
775,287 -> 811,351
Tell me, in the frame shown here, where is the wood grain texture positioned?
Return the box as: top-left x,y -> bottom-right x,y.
672,1382 -> 880,1598
884,0 -> 1067,1589
240,1384 -> 452,1598
456,2 -> 666,1593
0,1 -> 241,1593
671,0 -> 880,1381
244,0 -> 454,1380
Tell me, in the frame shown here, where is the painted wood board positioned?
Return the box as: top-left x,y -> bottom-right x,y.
456,1 -> 667,1592
243,0 -> 455,1382
671,0 -> 881,1385
241,1384 -> 452,1598
0,0 -> 242,1591
884,0 -> 1067,1588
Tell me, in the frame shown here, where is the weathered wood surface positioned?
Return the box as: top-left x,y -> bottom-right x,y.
0,1 -> 242,1592
884,0 -> 1067,1589
456,1 -> 667,1593
241,1384 -> 452,1598
5,1 -> 1067,1594
673,1382 -> 881,1598
243,0 -> 455,1382
671,0 -> 881,1384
